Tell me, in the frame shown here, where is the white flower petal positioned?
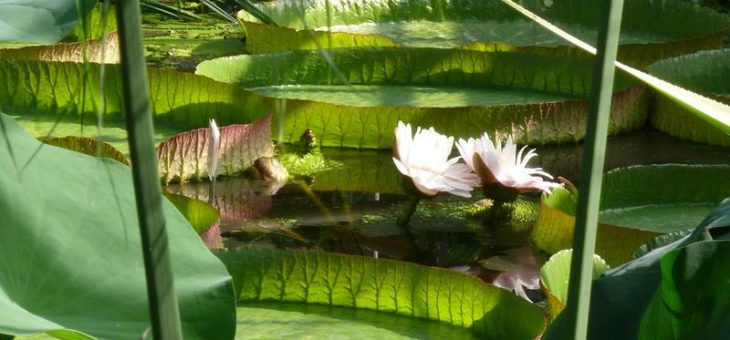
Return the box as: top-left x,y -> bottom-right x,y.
456,131 -> 560,193
392,121 -> 479,197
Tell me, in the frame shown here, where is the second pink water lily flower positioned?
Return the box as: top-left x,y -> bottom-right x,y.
393,122 -> 479,198
456,133 -> 560,200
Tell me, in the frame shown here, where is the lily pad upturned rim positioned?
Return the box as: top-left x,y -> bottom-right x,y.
196,48 -> 649,148
236,0 -> 730,59
647,49 -> 730,146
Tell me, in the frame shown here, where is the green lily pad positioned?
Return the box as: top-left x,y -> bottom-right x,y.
0,59 -> 270,132
532,164 -> 730,266
0,113 -> 235,339
216,247 -> 546,339
197,48 -> 648,148
238,0 -> 730,67
236,302 -> 476,339
649,49 -> 730,146
539,249 -> 609,322
0,58 -> 274,170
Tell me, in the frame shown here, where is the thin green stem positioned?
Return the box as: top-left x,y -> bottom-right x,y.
564,1 -> 625,339
115,1 -> 183,339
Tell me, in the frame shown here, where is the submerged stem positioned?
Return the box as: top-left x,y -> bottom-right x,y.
397,195 -> 421,227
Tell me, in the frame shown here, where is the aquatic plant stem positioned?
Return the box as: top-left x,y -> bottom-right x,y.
564,1 -> 625,339
115,1 -> 183,339
397,195 -> 420,227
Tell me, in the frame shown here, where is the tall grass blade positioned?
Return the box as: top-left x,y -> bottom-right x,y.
500,0 -> 730,135
562,0 -> 625,338
115,1 -> 183,338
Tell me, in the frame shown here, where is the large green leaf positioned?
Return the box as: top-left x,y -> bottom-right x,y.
0,0 -> 96,44
197,48 -> 648,147
532,164 -> 730,266
215,248 -> 546,339
545,198 -> 730,340
0,59 -> 271,152
649,49 -> 730,146
638,240 -> 730,339
238,0 -> 730,67
0,114 -> 235,338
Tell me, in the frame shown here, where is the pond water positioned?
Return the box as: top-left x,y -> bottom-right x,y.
166,126 -> 730,302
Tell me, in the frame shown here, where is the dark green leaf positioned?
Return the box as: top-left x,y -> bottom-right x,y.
545,198 -> 730,340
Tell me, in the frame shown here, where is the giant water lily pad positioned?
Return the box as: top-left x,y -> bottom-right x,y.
197,48 -> 648,148
649,49 -> 730,146
0,58 -> 274,176
0,113 -> 235,339
216,248 -> 546,339
532,164 -> 730,266
238,0 -> 730,68
156,114 -> 274,183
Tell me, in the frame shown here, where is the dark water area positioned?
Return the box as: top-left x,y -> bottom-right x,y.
539,127 -> 730,184
167,126 -> 729,301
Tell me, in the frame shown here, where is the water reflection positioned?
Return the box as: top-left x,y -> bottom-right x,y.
538,128 -> 730,183
171,127 -> 729,300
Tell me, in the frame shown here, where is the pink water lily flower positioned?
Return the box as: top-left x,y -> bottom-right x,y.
456,133 -> 560,199
393,122 -> 479,198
